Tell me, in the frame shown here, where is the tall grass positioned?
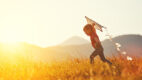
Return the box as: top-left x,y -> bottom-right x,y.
0,57 -> 142,80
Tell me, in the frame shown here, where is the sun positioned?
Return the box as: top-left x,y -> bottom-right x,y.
0,26 -> 28,44
0,30 -> 25,55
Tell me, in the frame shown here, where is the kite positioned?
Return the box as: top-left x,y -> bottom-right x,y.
85,16 -> 105,32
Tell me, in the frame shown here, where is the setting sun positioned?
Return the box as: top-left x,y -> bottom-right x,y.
0,0 -> 142,80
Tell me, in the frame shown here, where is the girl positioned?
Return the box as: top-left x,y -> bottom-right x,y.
83,23 -> 112,65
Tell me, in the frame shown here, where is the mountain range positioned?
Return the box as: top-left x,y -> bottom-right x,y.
0,34 -> 142,62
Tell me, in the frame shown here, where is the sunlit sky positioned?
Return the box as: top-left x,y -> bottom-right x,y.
0,0 -> 142,47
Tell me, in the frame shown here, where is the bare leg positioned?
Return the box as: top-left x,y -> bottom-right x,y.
99,51 -> 112,65
90,50 -> 98,64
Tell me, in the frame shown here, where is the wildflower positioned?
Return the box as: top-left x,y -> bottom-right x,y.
127,56 -> 133,61
115,43 -> 121,48
122,51 -> 127,55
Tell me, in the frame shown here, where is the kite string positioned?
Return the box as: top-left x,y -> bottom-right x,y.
103,27 -> 132,61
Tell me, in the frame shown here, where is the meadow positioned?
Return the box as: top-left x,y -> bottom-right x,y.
0,57 -> 142,80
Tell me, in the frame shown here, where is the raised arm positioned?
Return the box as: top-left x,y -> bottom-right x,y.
91,23 -> 100,43
90,23 -> 102,48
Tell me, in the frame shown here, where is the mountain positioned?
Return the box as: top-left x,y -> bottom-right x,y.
60,36 -> 89,46
0,34 -> 142,62
102,34 -> 142,57
43,34 -> 142,61
46,34 -> 142,60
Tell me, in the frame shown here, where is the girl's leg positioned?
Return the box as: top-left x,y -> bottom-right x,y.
90,50 -> 98,64
99,51 -> 112,65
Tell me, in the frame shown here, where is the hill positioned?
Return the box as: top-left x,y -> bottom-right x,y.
0,34 -> 142,62
60,36 -> 89,46
102,34 -> 142,57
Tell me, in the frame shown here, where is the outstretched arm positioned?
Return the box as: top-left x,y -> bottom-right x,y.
90,23 -> 102,48
91,23 -> 100,43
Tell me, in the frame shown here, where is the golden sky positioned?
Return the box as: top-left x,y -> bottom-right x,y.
0,0 -> 142,47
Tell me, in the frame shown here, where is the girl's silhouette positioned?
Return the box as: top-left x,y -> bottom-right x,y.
83,23 -> 112,64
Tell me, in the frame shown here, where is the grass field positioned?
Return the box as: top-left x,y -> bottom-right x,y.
0,57 -> 142,80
